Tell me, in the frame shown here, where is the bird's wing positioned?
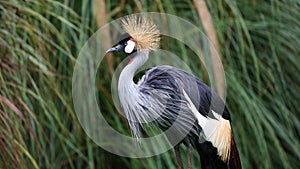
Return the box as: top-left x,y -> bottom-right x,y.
138,65 -> 230,121
137,65 -> 201,143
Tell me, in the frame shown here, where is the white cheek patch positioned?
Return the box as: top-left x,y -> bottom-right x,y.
125,40 -> 135,53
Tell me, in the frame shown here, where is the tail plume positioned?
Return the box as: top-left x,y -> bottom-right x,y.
196,134 -> 242,169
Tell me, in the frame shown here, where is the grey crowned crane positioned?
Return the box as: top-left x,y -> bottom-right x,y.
105,16 -> 242,169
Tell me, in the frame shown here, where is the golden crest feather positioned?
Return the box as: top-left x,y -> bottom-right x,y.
121,15 -> 160,50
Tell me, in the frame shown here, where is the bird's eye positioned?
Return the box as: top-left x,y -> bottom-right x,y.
124,40 -> 135,54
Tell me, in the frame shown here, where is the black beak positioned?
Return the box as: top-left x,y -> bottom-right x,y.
105,44 -> 125,54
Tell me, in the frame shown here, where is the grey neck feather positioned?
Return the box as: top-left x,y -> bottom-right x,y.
118,50 -> 149,139
118,50 -> 149,87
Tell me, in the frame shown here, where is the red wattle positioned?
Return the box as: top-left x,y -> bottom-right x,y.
128,57 -> 134,64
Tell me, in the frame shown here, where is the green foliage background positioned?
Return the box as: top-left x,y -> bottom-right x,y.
0,0 -> 299,169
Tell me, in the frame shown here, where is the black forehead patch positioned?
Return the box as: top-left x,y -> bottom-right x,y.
117,33 -> 131,44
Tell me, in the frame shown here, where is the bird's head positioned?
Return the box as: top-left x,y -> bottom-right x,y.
106,15 -> 160,55
105,33 -> 137,54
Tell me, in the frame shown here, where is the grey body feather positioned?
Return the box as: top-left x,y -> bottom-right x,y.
118,50 -> 230,146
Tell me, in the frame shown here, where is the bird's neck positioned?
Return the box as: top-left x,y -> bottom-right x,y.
118,50 -> 149,87
118,50 -> 149,106
117,50 -> 149,139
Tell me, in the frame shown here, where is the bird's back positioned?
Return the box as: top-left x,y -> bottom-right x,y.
138,65 -> 230,120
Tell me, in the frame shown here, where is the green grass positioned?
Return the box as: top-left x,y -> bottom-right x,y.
0,0 -> 299,168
